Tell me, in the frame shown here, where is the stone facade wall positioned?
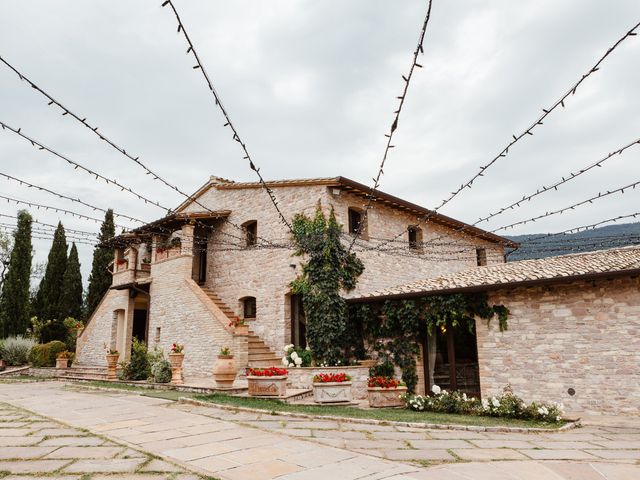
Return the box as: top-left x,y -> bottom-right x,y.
76,288 -> 132,366
182,182 -> 505,354
477,276 -> 640,416
147,254 -> 239,378
286,366 -> 371,399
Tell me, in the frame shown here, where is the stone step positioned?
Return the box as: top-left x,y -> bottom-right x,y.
248,360 -> 281,367
248,347 -> 273,355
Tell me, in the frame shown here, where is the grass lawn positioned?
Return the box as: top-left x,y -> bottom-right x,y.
78,380 -> 564,429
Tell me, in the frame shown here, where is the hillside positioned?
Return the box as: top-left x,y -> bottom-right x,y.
506,222 -> 640,261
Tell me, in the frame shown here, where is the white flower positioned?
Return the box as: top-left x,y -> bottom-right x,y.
305,346 -> 311,351
289,362 -> 295,367
294,357 -> 302,366
281,356 -> 288,366
431,385 -> 441,395
491,397 -> 500,407
556,415 -> 561,422
462,393 -> 467,401
482,399 -> 489,409
290,351 -> 299,360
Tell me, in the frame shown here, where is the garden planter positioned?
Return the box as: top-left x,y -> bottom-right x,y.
55,358 -> 69,369
213,355 -> 236,387
367,386 -> 407,408
313,382 -> 352,403
234,324 -> 249,336
105,353 -> 119,380
169,352 -> 185,384
247,375 -> 287,396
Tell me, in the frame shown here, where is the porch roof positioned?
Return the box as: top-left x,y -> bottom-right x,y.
106,210 -> 231,246
348,245 -> 640,303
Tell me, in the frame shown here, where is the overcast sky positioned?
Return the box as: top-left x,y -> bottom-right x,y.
0,0 -> 639,284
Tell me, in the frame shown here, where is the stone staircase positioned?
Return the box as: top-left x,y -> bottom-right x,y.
199,286 -> 281,368
58,364 -> 108,381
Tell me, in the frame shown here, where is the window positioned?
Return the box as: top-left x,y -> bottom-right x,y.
243,296 -> 257,319
348,208 -> 365,236
408,226 -> 423,251
243,221 -> 257,247
476,248 -> 487,266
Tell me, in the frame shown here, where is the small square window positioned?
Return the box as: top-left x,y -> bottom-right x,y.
243,297 -> 257,319
408,226 -> 423,251
348,208 -> 365,236
243,221 -> 257,247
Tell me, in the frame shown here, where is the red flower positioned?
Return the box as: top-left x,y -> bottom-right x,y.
248,366 -> 287,377
313,372 -> 351,383
368,376 -> 403,389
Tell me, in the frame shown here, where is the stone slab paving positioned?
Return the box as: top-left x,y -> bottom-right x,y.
0,381 -> 638,480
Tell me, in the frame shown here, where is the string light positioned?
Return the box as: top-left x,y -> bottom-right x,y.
349,0 -> 434,252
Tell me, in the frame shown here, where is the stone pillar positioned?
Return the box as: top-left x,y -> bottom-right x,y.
233,331 -> 249,374
181,223 -> 195,256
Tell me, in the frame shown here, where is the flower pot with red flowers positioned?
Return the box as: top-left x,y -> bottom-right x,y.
213,346 -> 236,387
169,343 -> 185,384
313,372 -> 352,404
247,366 -> 288,397
229,318 -> 248,336
56,351 -> 72,369
367,376 -> 407,408
105,348 -> 119,380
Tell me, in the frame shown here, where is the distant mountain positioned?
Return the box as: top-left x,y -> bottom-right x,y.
505,222 -> 640,261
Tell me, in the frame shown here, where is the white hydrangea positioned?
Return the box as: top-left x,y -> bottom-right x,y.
281,356 -> 288,366
431,385 -> 441,395
290,351 -> 299,360
491,397 -> 500,408
289,362 -> 295,367
294,357 -> 302,366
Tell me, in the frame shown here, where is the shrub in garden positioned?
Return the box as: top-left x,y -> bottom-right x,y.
281,344 -> 311,368
369,360 -> 395,379
28,340 -> 67,367
151,359 -> 172,383
119,338 -> 150,380
401,385 -> 564,423
0,335 -> 36,365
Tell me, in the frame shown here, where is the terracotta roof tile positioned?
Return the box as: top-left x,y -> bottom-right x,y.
353,245 -> 640,301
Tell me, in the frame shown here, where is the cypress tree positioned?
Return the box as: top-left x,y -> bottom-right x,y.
38,222 -> 68,321
0,210 -> 33,337
60,243 -> 83,320
85,209 -> 115,320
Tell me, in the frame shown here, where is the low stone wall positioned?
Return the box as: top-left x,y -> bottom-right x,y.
286,366 -> 370,399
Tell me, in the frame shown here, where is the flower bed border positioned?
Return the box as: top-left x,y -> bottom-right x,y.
177,397 -> 580,433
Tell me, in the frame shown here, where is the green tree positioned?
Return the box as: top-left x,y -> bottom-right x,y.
0,210 -> 33,337
85,209 -> 115,320
37,222 -> 68,321
0,231 -> 12,292
290,204 -> 364,365
60,243 -> 83,320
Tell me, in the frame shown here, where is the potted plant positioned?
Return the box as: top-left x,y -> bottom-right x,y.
105,347 -> 119,380
169,343 -> 185,384
212,346 -> 236,387
246,366 -> 288,397
367,376 -> 407,408
229,317 -> 248,336
56,351 -> 73,369
141,257 -> 151,271
313,372 -> 352,404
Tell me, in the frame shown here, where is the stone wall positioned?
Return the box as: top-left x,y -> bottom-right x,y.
147,254 -> 240,378
286,366 -> 371,399
182,182 -> 505,354
477,276 -> 640,416
76,288 -> 131,366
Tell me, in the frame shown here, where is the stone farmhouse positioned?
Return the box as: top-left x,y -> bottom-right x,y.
350,245 -> 640,415
75,176 -> 516,378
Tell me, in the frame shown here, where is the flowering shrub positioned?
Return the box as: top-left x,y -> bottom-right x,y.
368,376 -> 405,389
313,372 -> 351,383
170,343 -> 184,354
219,346 -> 231,356
401,385 -> 564,423
281,344 -> 312,368
248,366 -> 288,377
229,317 -> 245,328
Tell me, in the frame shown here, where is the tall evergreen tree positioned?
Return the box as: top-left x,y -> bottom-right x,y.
85,209 -> 115,320
0,210 -> 33,337
60,243 -> 83,320
37,222 -> 68,321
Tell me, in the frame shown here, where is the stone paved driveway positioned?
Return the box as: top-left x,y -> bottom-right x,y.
0,381 -> 638,480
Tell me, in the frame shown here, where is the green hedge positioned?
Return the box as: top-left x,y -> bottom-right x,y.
29,340 -> 68,367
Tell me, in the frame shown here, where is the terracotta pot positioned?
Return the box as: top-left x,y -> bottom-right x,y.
105,353 -> 119,380
313,382 -> 352,404
247,375 -> 287,397
169,352 -> 185,385
234,324 -> 249,336
56,358 -> 69,369
213,355 -> 236,387
367,386 -> 407,408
